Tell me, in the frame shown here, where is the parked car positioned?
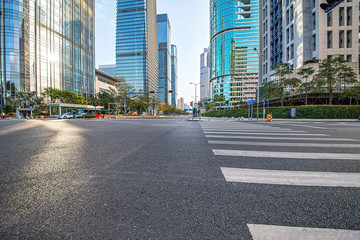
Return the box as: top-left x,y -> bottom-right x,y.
57,113 -> 75,119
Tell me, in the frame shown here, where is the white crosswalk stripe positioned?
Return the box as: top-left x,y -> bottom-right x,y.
202,129 -> 306,133
205,135 -> 359,141
247,224 -> 360,240
221,167 -> 360,187
213,149 -> 360,160
204,131 -> 328,136
200,121 -> 360,237
208,140 -> 360,148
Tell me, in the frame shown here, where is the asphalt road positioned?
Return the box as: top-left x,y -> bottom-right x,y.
0,117 -> 359,239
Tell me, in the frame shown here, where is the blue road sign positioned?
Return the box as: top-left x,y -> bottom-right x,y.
29,106 -> 33,109
129,92 -> 135,95
0,104 -> 2,108
247,100 -> 254,105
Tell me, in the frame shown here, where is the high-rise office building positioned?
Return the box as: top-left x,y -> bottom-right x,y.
99,64 -> 116,77
0,0 -> 95,105
261,0 -> 359,83
200,48 -> 210,102
171,44 -> 178,107
116,0 -> 158,94
157,14 -> 171,105
210,0 -> 260,107
178,97 -> 184,110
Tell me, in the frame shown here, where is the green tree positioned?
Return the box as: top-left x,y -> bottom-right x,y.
297,67 -> 315,105
213,94 -> 225,108
273,63 -> 301,106
132,92 -> 149,113
340,87 -> 360,105
261,81 -> 282,100
205,102 -> 215,112
42,88 -> 85,104
108,77 -> 134,115
149,95 -> 160,114
96,91 -> 116,111
312,55 -> 357,105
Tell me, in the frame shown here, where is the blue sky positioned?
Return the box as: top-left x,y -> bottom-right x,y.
95,0 -> 210,105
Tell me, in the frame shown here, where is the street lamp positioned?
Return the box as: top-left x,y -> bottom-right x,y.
190,82 -> 200,120
190,82 -> 200,103
253,48 -> 262,120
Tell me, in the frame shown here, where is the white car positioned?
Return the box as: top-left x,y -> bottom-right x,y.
57,113 -> 75,119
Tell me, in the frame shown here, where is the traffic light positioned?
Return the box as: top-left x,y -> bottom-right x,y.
320,0 -> 344,13
190,101 -> 193,107
167,90 -> 173,93
198,101 -> 201,105
149,91 -> 155,94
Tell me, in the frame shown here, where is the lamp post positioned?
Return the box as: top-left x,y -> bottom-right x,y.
253,48 -> 262,121
190,82 -> 200,119
190,82 -> 200,103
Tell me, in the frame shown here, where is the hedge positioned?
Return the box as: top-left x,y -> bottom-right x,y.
203,105 -> 360,119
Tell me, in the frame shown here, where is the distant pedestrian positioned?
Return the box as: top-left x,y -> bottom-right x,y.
1,111 -> 4,119
73,110 -> 76,119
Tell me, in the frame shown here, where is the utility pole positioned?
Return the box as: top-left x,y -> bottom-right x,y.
124,93 -> 127,116
254,48 -> 262,121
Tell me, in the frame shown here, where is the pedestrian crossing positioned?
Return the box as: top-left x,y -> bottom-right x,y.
200,121 -> 360,239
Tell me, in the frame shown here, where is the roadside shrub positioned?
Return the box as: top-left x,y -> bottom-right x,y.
84,115 -> 96,119
203,105 -> 360,119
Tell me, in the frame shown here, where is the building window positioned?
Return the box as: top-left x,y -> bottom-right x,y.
290,44 -> 294,59
287,47 -> 290,61
347,30 -> 352,48
347,55 -> 352,62
312,34 -> 316,51
327,31 -> 332,48
286,10 -> 289,25
327,12 -> 332,27
339,7 -> 344,26
312,0 -> 316,9
346,7 -> 352,26
290,25 -> 294,41
312,12 -> 316,30
339,30 -> 344,48
286,28 -> 290,43
290,5 -> 294,21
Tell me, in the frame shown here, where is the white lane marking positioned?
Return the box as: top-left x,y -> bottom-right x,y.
213,149 -> 360,160
205,135 -> 359,142
221,168 -> 360,187
208,140 -> 360,148
247,224 -> 360,240
204,132 -> 326,136
202,129 -> 306,133
281,124 -> 328,129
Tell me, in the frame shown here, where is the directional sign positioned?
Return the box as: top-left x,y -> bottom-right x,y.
0,104 -> 2,108
247,100 -> 254,105
129,92 -> 135,95
29,106 -> 33,109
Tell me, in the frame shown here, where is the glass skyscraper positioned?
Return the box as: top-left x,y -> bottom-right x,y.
157,14 -> 171,105
171,44 -> 178,107
0,0 -> 95,105
116,0 -> 158,94
210,0 -> 260,106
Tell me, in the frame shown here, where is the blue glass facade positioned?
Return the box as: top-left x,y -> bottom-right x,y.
116,0 -> 158,94
270,0 -> 283,68
210,0 -> 260,105
171,44 -> 178,107
99,64 -> 116,77
0,0 -> 95,105
157,14 -> 171,105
